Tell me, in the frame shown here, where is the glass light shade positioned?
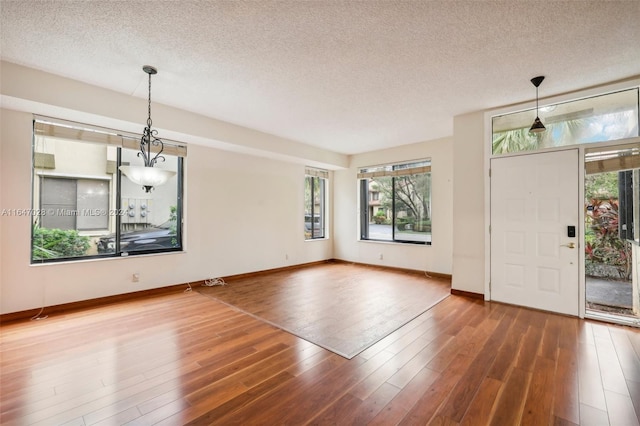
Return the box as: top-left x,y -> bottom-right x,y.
119,165 -> 176,193
529,116 -> 546,133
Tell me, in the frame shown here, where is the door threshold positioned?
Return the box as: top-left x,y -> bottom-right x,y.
585,309 -> 640,327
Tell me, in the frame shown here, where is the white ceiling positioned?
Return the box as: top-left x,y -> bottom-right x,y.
1,1 -> 639,155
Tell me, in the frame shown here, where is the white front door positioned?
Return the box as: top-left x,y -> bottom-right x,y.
490,149 -> 580,316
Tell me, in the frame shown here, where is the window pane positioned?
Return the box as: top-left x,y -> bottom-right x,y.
77,179 -> 109,230
118,147 -> 181,253
32,119 -> 185,263
359,160 -> 432,245
368,177 -> 392,241
40,177 -> 77,230
305,175 -> 326,239
585,143 -> 640,246
32,138 -> 115,261
394,173 -> 431,243
492,88 -> 639,155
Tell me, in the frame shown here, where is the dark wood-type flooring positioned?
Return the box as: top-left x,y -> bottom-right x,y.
2,264 -> 640,425
196,262 -> 451,359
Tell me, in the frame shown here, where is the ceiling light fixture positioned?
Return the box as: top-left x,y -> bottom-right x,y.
529,75 -> 546,133
119,65 -> 176,192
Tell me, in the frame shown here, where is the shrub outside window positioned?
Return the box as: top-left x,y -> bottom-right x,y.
359,159 -> 432,244
31,117 -> 184,263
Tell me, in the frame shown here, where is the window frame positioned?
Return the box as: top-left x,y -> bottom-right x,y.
304,168 -> 328,240
30,117 -> 185,264
358,159 -> 432,245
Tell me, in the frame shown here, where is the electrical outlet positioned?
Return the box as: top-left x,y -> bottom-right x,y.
379,253 -> 383,260
285,253 -> 289,260
132,272 -> 140,282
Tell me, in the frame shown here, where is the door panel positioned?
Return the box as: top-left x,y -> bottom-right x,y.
491,149 -> 580,316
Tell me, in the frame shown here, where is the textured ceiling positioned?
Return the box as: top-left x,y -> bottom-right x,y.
1,1 -> 639,155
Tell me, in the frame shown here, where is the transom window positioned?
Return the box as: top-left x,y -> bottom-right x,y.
492,88 -> 639,155
31,117 -> 185,263
359,159 -> 432,244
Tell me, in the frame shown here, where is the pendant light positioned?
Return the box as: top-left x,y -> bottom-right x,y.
119,65 -> 176,192
529,75 -> 546,133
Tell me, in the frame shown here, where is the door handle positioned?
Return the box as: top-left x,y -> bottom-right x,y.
560,242 -> 576,249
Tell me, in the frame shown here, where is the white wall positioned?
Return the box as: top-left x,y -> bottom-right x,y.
1,108 -> 335,314
0,61 -> 347,315
449,78 -> 640,297
333,139 -> 453,275
1,61 -> 348,171
0,61 -> 459,315
451,111 -> 485,294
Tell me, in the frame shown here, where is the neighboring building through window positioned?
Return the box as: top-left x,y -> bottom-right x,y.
40,177 -> 110,231
31,117 -> 185,263
359,159 -> 432,244
305,167 -> 327,239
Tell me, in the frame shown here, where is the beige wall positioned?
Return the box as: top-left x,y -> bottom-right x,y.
333,139 -> 453,275
1,60 -> 461,315
4,65 -> 638,314
1,108 -> 335,314
451,111 -> 486,295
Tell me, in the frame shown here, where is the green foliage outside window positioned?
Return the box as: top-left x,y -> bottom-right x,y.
373,210 -> 387,224
585,198 -> 632,280
584,171 -> 632,281
32,226 -> 91,260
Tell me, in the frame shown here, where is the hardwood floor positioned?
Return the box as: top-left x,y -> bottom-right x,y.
1,267 -> 640,425
196,262 -> 451,359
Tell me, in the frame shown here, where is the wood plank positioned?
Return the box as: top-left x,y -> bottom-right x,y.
489,367 -> 531,426
520,356 -> 555,426
459,377 -> 502,426
399,353 -> 472,425
627,378 -> 640,423
369,366 -> 440,425
435,312 -> 510,422
553,348 -> 580,424
604,389 -> 640,426
579,403 -> 609,426
594,325 -> 630,396
2,263 -> 640,425
610,328 -> 640,383
197,261 -> 451,359
577,341 -> 607,411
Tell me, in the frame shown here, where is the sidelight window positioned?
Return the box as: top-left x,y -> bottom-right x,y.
305,167 -> 327,239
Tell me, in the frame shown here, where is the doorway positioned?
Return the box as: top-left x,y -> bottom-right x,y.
584,144 -> 640,323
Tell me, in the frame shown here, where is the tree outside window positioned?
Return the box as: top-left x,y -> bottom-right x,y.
359,160 -> 431,244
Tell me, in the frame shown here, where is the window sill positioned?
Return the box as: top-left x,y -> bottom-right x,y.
359,239 -> 431,246
30,249 -> 186,266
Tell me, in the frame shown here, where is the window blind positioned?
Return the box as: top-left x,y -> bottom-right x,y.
33,116 -> 188,157
305,167 -> 329,179
357,159 -> 431,179
585,142 -> 640,175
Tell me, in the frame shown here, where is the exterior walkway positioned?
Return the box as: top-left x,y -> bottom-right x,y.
586,276 -> 632,309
